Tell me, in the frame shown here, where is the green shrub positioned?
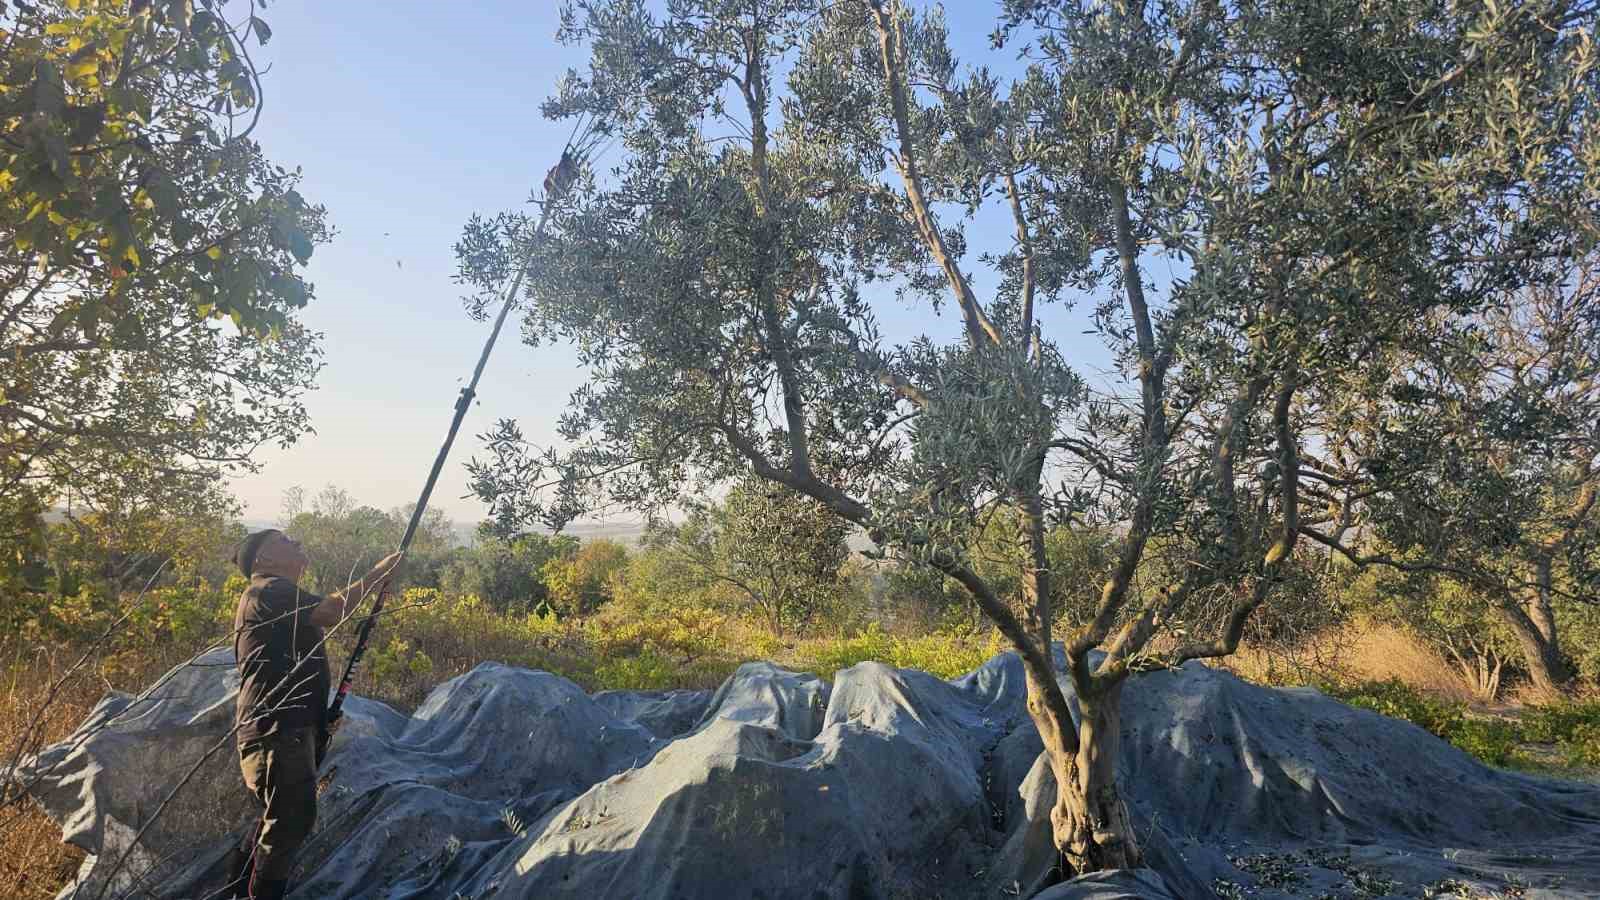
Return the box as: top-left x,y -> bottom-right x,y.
369,638 -> 434,685
1556,600 -> 1600,684
1521,700 -> 1600,768
1566,723 -> 1600,768
741,629 -> 787,661
1330,679 -> 1458,735
1332,682 -> 1600,771
1520,700 -> 1600,744
883,631 -> 999,679
1329,679 -> 1517,766
583,603 -> 728,666
799,622 -> 897,675
1445,718 -> 1520,767
795,623 -> 996,680
156,579 -> 236,645
592,649 -> 681,691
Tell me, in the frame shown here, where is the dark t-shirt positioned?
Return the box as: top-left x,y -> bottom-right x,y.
233,574 -> 331,745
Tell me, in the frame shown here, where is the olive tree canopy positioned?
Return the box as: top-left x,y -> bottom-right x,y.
463,0 -> 1597,875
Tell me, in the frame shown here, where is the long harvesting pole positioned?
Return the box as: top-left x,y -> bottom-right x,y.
325,192 -> 560,724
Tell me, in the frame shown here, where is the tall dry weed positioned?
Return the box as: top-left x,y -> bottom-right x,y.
1220,619 -> 1479,704
1338,622 -> 1477,704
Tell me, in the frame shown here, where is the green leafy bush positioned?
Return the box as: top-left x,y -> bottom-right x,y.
799,622 -> 897,675
594,654 -> 745,693
1329,680 -> 1517,766
369,638 -> 434,685
1560,602 -> 1600,684
1522,701 -> 1600,767
795,623 -> 997,680
879,631 -> 999,680
1443,718 -> 1521,768
1329,680 -> 1600,770
1520,700 -> 1600,744
583,604 -> 728,666
1330,679 -> 1458,733
1566,724 -> 1600,767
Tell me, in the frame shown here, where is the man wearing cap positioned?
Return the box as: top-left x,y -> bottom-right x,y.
226,529 -> 401,900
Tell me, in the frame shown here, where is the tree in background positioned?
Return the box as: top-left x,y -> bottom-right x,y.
48,478 -> 240,595
1314,260 -> 1600,692
540,537 -> 628,618
439,525 -> 575,612
669,480 -> 852,637
280,485 -> 455,594
1345,567 -> 1518,701
2,487 -> 243,641
609,523 -> 715,617
881,518 -> 1115,632
1,0 -> 328,594
462,0 -> 1594,874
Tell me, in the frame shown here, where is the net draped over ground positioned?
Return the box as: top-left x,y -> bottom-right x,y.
18,648 -> 1600,899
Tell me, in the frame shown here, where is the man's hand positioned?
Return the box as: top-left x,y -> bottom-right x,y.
373,550 -> 404,579
372,547 -> 403,573
311,551 -> 405,628
360,550 -> 405,594
316,717 -> 341,771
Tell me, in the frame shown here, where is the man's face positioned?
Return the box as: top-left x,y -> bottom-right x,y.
255,532 -> 311,579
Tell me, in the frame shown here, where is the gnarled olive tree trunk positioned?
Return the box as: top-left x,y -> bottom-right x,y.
1042,676 -> 1140,871
1009,643 -> 1142,873
1013,488 -> 1144,872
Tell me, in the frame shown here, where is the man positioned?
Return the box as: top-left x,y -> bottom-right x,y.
225,529 -> 401,900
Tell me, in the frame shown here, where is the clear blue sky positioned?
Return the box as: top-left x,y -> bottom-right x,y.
229,2 -> 1111,527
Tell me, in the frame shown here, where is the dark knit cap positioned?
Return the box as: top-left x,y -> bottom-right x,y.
234,529 -> 282,577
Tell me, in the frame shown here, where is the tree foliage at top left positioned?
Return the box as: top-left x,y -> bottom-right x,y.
0,0 -> 328,591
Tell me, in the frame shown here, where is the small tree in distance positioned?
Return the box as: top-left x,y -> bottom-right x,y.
669,479 -> 852,637
281,485 -> 455,593
462,0 -> 1595,876
541,538 -> 630,618
440,526 -> 577,612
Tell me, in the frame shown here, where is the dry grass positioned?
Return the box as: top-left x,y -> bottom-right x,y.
2,653 -> 131,900
1222,619 -> 1479,704
1503,677 -> 1596,709
1337,622 -> 1478,704
0,632 -> 237,900
1219,624 -> 1352,687
0,799 -> 79,900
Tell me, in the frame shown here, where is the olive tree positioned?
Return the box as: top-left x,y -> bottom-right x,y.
878,514 -> 1116,632
463,0 -> 1595,876
666,478 -> 852,636
1313,259 -> 1600,692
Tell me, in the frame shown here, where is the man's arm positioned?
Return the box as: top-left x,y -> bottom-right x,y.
309,551 -> 403,628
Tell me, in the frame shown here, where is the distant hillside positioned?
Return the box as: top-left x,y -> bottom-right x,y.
59,508 -> 854,552
235,517 -> 653,549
